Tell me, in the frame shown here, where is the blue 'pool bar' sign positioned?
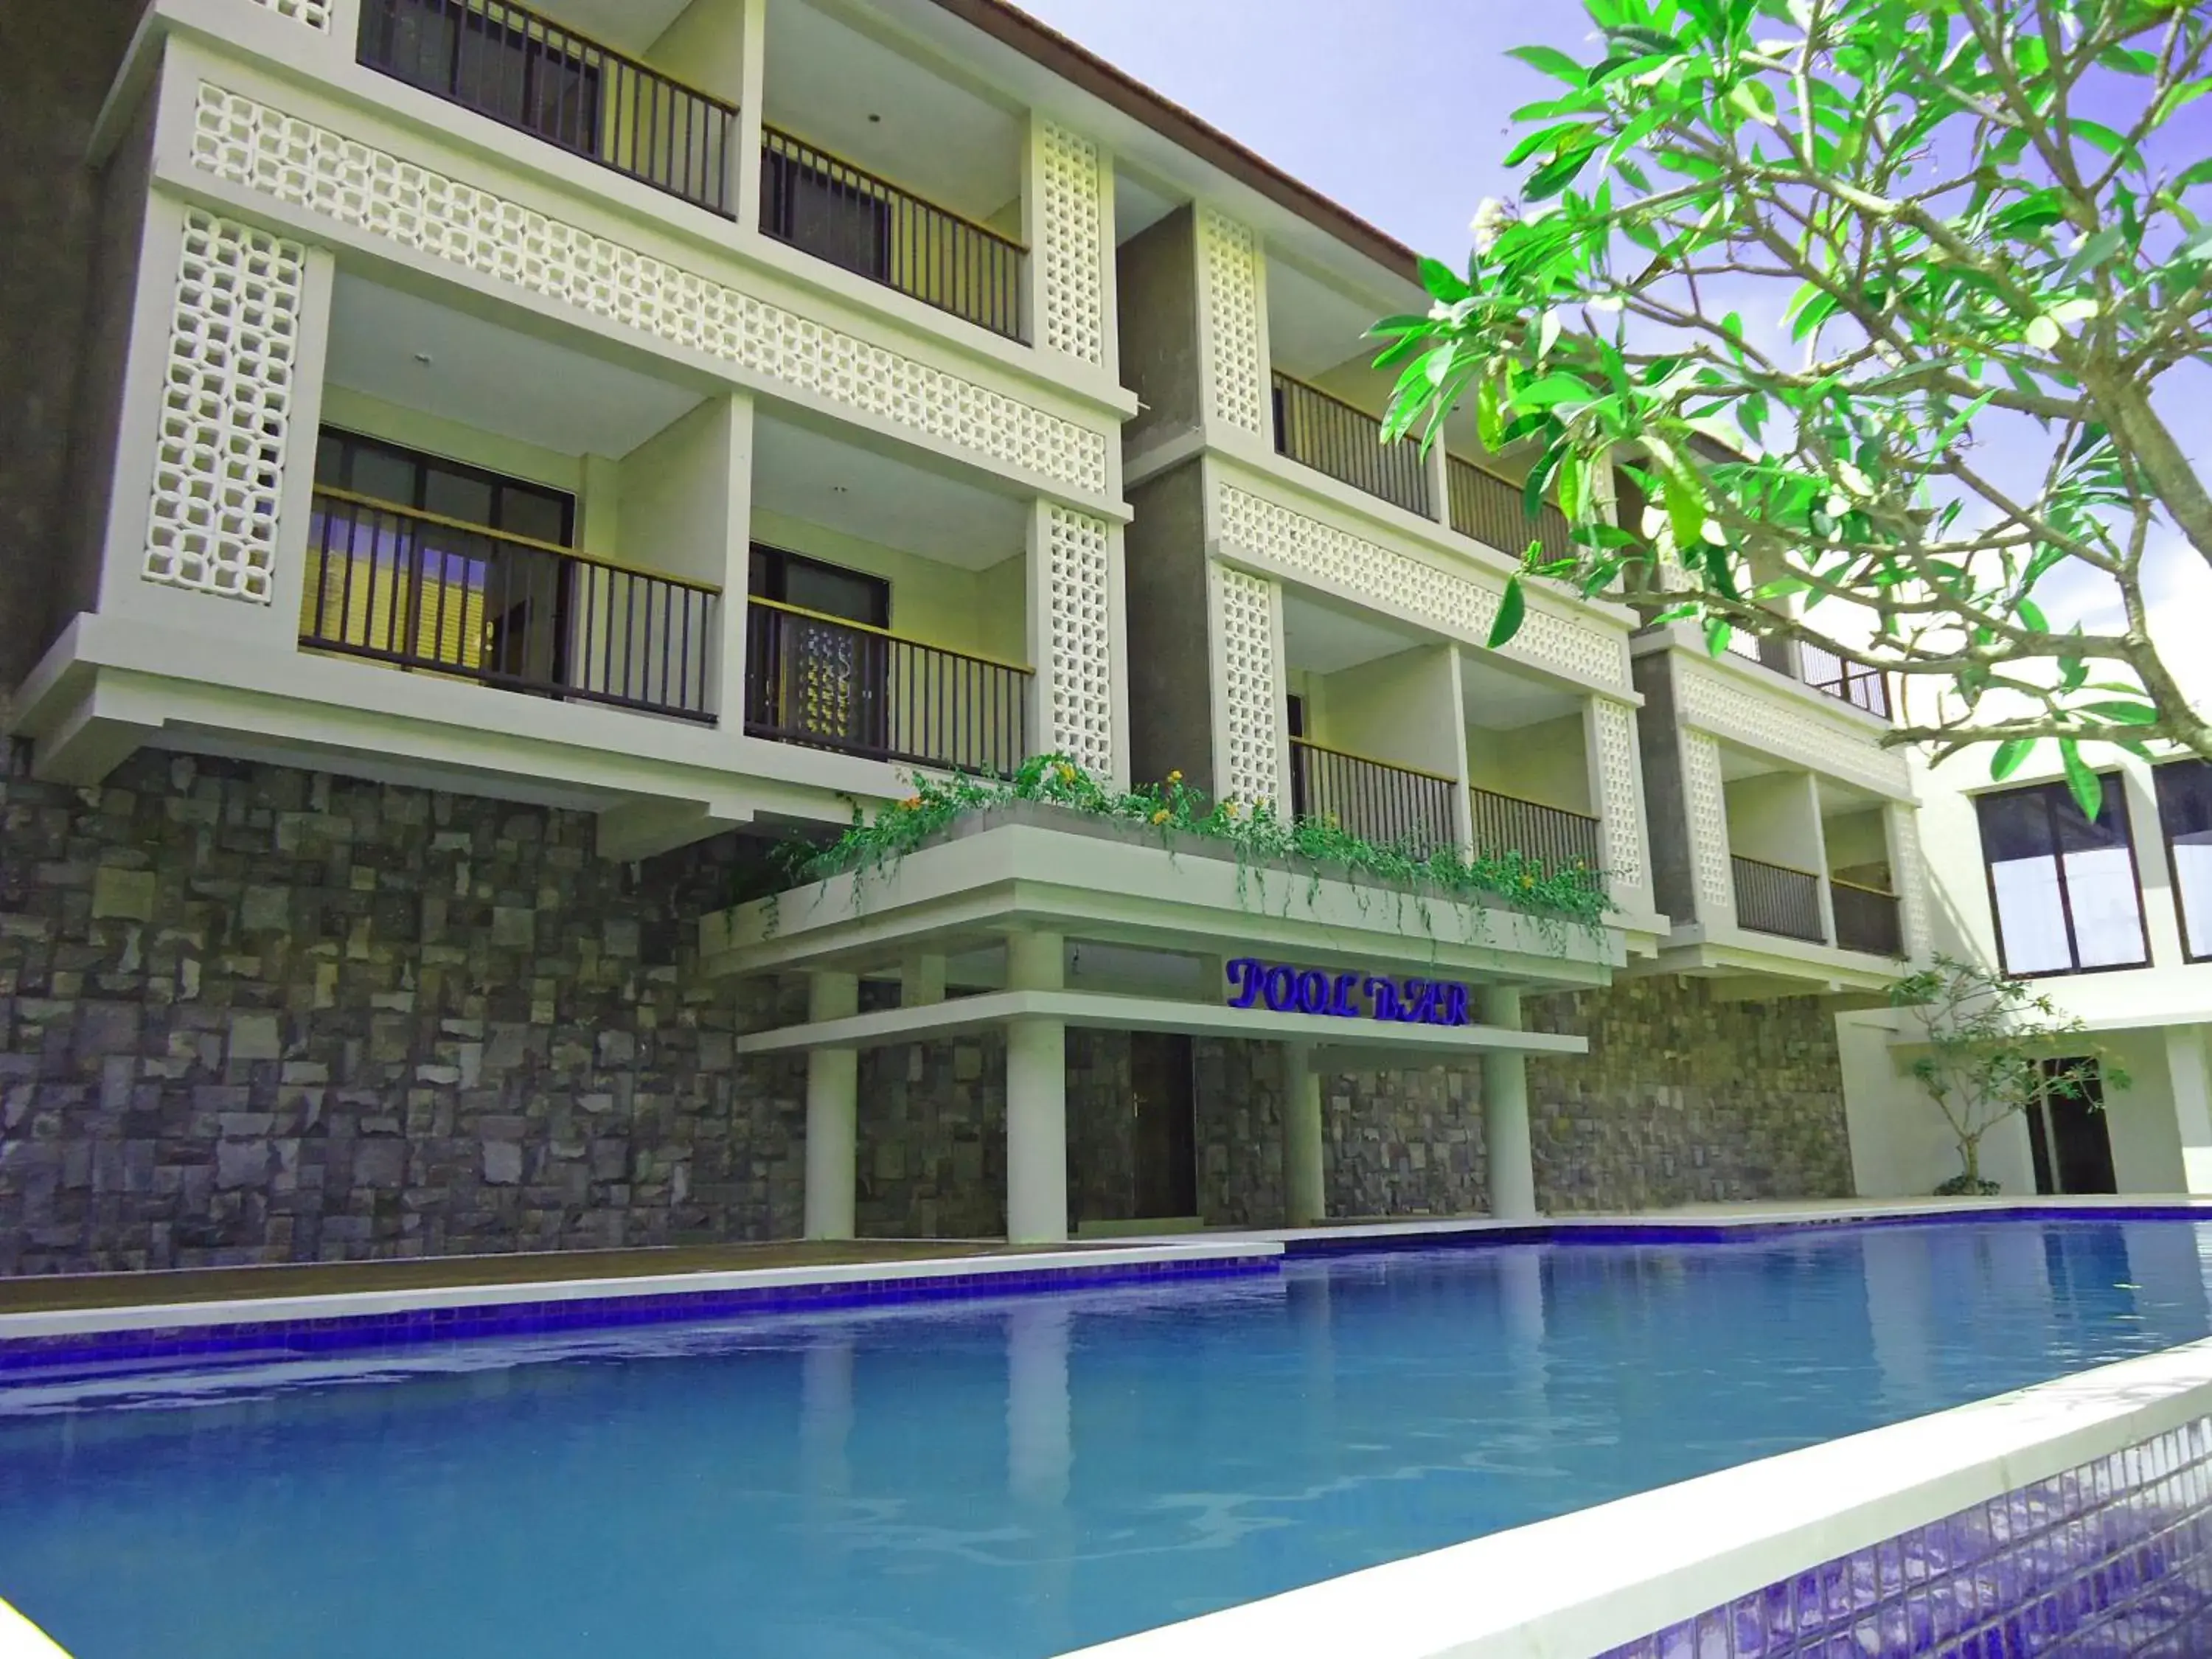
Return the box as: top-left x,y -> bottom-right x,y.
1224,957 -> 1477,1026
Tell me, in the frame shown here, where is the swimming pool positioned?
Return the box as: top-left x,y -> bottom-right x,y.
4,1219 -> 2211,1658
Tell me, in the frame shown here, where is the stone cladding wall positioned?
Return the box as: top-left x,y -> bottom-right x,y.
1527,973 -> 1854,1211
855,1035 -> 1007,1239
0,745 -> 806,1273
1194,1037 -> 1284,1226
1324,1064 -> 1487,1219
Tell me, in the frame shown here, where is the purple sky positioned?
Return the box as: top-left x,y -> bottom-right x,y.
1010,0 -> 1590,258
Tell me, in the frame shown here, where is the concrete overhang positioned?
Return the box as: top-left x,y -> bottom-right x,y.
702,807 -> 1627,991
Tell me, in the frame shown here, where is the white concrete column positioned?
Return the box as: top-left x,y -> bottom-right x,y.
1804,771 -> 1838,946
1481,984 -> 1538,1220
731,0 -> 770,232
1006,931 -> 1068,1245
1284,1041 -> 1326,1225
2168,1026 -> 2212,1194
803,970 -> 859,1240
1424,440 -> 1452,528
900,952 -> 947,1007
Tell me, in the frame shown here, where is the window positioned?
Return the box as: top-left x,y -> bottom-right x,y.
1975,777 -> 2149,975
2157,761 -> 2212,961
359,0 -> 602,157
744,545 -> 892,758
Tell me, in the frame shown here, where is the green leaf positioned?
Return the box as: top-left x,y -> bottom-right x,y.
1416,257 -> 1470,305
1507,44 -> 1587,85
2059,740 -> 2103,821
1526,142 -> 1602,201
1489,577 -> 1528,648
1662,467 -> 1709,553
2081,700 -> 2158,726
1990,739 -> 2035,781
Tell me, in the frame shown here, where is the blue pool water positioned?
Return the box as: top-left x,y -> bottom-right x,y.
5,1220 -> 2212,1658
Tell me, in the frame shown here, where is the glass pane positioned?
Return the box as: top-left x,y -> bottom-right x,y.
2173,838 -> 2212,959
349,445 -> 418,510
1989,856 -> 2073,974
315,432 -> 346,487
497,488 -> 569,549
1977,789 -> 2055,862
783,560 -> 886,627
2062,846 -> 2147,967
2053,775 -> 2130,852
423,466 -> 495,531
2157,761 -> 2212,836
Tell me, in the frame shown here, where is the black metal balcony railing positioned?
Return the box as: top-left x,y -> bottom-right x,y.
1801,642 -> 1893,720
1287,737 -> 1456,855
1831,878 -> 1905,956
303,490 -> 719,721
760,127 -> 1026,342
1731,855 -> 1826,943
1446,456 -> 1574,563
744,599 -> 1029,776
1271,372 -> 1430,517
358,0 -> 740,216
1469,787 -> 1601,874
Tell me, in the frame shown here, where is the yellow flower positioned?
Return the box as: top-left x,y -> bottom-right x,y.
898,796 -> 922,811
1151,808 -> 1170,824
1057,764 -> 1077,785
1166,769 -> 1183,785
1521,873 -> 1535,888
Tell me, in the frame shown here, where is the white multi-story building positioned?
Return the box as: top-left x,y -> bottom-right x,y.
0,0 -> 1939,1274
1841,746 -> 2212,1199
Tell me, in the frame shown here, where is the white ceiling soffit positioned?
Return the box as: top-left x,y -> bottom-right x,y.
1266,254 -> 1391,383
765,0 -> 1024,223
1281,588 -> 1422,676
1113,168 -> 1179,245
324,276 -> 706,459
1460,651 -> 1585,731
751,411 -> 1029,569
540,0 -> 695,58
855,0 -> 1424,307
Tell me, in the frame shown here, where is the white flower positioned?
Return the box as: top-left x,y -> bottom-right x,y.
1470,197 -> 1512,255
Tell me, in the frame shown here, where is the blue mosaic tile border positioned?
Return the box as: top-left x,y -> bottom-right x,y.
1600,1416 -> 2212,1658
0,1255 -> 1276,1385
1279,1206 -> 2212,1257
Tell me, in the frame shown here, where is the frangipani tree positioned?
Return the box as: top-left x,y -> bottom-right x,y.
1889,956 -> 2124,1194
1377,0 -> 2212,818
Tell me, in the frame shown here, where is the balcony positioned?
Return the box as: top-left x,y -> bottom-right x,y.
1731,855 -> 1825,943
356,0 -> 741,216
1270,372 -> 1429,517
759,128 -> 1026,341
302,490 -> 720,721
742,600 -> 1029,776
1470,786 -> 1599,875
1720,630 -> 1893,721
1447,456 -> 1573,563
1832,878 -> 1903,956
1287,736 -> 1456,853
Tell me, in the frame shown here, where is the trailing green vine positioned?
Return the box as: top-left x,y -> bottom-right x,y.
768,754 -> 1610,936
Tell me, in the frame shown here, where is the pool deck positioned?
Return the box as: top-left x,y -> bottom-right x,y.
1,1193 -> 2208,1341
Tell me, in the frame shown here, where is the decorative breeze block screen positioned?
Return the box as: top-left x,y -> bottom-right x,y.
1681,728 -> 1736,919
1215,566 -> 1281,808
1216,482 -> 1632,690
1045,507 -> 1116,778
1590,699 -> 1646,888
190,85 -> 1111,498
142,209 -> 306,604
1676,656 -> 1912,796
1892,804 -> 1933,959
1198,209 -> 1267,437
1037,122 -> 1105,366
248,0 -> 332,28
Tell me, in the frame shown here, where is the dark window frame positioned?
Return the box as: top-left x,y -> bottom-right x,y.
2154,759 -> 2212,963
1973,775 -> 2152,979
747,543 -> 891,630
314,428 -> 577,546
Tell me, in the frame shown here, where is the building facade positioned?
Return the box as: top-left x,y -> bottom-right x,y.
0,0 -> 1929,1274
1840,748 -> 2212,1200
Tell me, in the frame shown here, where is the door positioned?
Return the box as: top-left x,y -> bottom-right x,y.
1130,1033 -> 1197,1220
2026,1059 -> 2117,1195
748,546 -> 891,757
